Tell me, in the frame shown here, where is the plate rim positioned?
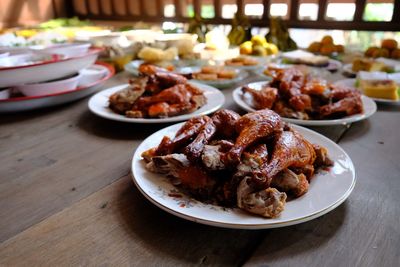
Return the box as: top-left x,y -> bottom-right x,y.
88,81 -> 225,123
232,81 -> 377,126
131,122 -> 356,229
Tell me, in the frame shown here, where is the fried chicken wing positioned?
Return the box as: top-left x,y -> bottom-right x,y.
319,96 -> 363,118
184,119 -> 217,162
224,109 -> 283,165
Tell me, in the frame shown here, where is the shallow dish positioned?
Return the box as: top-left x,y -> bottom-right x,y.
131,123 -> 356,229
0,48 -> 101,88
124,59 -> 209,76
233,81 -> 377,126
88,81 -> 225,123
180,66 -> 248,89
14,73 -> 81,97
38,43 -> 91,58
334,78 -> 400,105
78,64 -> 109,87
0,62 -> 114,113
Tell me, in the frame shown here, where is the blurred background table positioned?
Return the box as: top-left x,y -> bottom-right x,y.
0,70 -> 399,266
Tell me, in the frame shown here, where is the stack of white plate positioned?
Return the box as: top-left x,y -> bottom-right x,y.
0,43 -> 114,113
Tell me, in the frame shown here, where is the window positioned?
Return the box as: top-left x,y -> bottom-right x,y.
244,0 -> 263,18
298,1 -> 318,21
222,4 -> 237,19
182,0 -> 194,17
363,0 -> 394,22
163,0 -> 175,17
201,1 -> 215,18
326,1 -> 356,21
270,1 -> 289,18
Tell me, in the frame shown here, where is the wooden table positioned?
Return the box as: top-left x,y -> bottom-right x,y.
1,70 -> 399,267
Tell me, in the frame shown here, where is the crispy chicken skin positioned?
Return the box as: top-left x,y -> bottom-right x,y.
251,129 -> 316,189
224,109 -> 283,165
109,68 -> 205,118
144,109 -> 332,218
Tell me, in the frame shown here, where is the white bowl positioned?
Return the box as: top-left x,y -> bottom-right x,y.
0,48 -> 100,88
0,89 -> 10,99
14,72 -> 81,97
78,64 -> 109,87
38,43 -> 91,58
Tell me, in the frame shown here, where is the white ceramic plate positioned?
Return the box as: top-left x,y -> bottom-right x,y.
0,62 -> 114,113
131,123 -> 356,229
179,66 -> 248,89
334,78 -> 400,105
124,59 -> 210,76
233,81 -> 377,126
88,81 -> 225,123
0,48 -> 101,88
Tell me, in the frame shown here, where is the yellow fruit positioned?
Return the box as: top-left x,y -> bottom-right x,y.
381,39 -> 398,50
321,35 -> 334,46
240,41 -> 253,55
252,45 -> 267,56
251,35 -> 267,46
308,42 -> 322,53
267,43 -> 279,55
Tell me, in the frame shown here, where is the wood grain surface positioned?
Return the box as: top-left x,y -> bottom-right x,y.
0,70 -> 399,267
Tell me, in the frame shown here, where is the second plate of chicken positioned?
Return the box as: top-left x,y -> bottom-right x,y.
233,66 -> 377,126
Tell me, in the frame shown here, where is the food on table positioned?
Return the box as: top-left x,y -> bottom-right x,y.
225,56 -> 258,67
192,66 -> 237,81
246,66 -> 363,120
364,39 -> 399,59
281,50 -> 329,67
109,66 -> 206,118
137,46 -> 178,62
359,79 -> 398,101
239,35 -> 279,57
141,109 -> 333,218
352,57 -> 389,72
266,17 -> 297,51
357,71 -> 399,100
307,35 -> 344,56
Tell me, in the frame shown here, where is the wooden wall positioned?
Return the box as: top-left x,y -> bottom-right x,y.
0,0 -> 67,29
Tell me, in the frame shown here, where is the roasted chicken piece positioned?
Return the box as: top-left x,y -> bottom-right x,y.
201,140 -> 234,170
108,77 -> 147,114
224,109 -> 283,165
156,116 -> 211,156
146,153 -> 216,199
253,129 -> 316,188
135,84 -> 193,108
237,177 -> 287,218
271,169 -> 309,197
273,100 -> 309,120
319,85 -> 363,118
242,85 -> 278,110
184,119 -> 217,162
211,109 -> 241,139
138,63 -> 169,75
